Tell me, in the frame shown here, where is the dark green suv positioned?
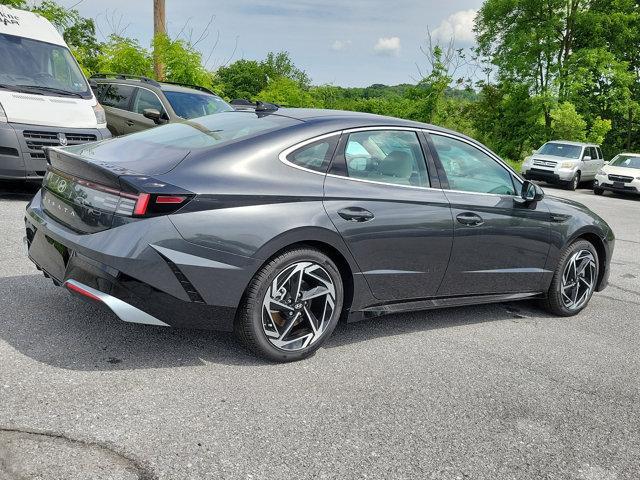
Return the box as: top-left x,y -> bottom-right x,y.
91,74 -> 233,136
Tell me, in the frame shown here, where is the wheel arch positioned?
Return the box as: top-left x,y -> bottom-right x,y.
245,228 -> 365,320
569,230 -> 607,290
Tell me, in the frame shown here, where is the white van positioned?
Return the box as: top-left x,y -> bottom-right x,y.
0,5 -> 109,181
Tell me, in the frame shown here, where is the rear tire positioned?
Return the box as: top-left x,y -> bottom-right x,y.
235,248 -> 344,362
541,240 -> 599,317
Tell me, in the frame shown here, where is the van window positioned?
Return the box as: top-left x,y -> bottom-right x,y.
0,33 -> 90,98
100,84 -> 135,111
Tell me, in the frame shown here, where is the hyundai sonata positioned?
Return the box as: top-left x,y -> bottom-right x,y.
25,108 -> 614,361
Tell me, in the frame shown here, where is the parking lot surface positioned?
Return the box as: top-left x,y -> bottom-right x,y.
0,181 -> 639,479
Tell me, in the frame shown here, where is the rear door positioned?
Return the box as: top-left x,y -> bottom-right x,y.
427,132 -> 551,296
323,128 -> 453,302
99,83 -> 136,136
586,146 -> 604,178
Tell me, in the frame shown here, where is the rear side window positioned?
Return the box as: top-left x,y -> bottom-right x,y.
100,84 -> 134,110
342,130 -> 429,187
596,147 -> 603,159
133,88 -> 164,115
287,137 -> 338,173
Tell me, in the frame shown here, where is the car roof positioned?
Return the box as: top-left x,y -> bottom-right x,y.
618,152 -> 640,157
266,108 -> 455,134
92,76 -> 222,97
545,140 -> 599,147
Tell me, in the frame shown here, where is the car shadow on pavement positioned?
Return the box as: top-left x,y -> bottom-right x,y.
0,273 -> 545,371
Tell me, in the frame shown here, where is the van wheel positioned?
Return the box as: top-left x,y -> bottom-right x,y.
566,172 -> 580,191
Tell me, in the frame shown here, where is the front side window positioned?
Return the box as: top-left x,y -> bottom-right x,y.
100,84 -> 134,110
287,137 -> 338,173
431,134 -> 516,195
133,88 -> 164,115
342,130 -> 429,187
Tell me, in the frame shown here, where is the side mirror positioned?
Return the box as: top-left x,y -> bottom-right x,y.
519,180 -> 544,203
143,108 -> 164,124
583,155 -> 592,161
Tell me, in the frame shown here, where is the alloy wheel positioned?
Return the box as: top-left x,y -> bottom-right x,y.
560,249 -> 596,311
261,261 -> 336,351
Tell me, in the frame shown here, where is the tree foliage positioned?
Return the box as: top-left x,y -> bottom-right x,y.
2,0 -> 639,161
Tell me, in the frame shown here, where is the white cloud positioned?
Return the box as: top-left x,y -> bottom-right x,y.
331,40 -> 352,51
373,36 -> 401,56
431,9 -> 477,44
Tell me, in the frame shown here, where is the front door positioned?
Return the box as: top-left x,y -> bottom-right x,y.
323,129 -> 453,302
427,132 -> 552,296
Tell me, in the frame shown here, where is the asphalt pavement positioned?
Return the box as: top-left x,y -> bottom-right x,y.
0,181 -> 639,479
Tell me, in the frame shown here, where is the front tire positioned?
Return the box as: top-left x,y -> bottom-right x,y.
566,172 -> 580,191
593,187 -> 604,196
541,240 -> 599,317
235,248 -> 344,362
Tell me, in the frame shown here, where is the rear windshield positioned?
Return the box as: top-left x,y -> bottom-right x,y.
538,143 -> 582,159
63,112 -> 301,174
164,91 -> 233,119
128,112 -> 299,148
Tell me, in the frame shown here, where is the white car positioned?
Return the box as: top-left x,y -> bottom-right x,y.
521,141 -> 605,190
594,153 -> 640,196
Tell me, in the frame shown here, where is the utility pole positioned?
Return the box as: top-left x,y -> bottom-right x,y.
153,0 -> 166,80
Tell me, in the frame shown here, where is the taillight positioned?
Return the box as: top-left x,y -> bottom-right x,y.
132,193 -> 191,217
133,193 -> 151,216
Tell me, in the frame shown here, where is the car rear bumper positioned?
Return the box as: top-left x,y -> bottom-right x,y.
24,189 -> 257,331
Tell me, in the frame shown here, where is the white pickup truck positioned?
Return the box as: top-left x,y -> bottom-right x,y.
0,5 -> 110,181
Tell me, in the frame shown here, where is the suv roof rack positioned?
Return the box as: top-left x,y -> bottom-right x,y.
160,81 -> 216,95
90,73 -> 161,87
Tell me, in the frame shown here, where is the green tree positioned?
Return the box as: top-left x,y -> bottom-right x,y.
256,77 -> 315,107
262,51 -> 310,88
549,102 -> 587,141
97,35 -> 153,78
214,60 -> 268,100
153,34 -> 212,88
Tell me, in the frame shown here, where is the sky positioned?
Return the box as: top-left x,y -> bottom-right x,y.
57,0 -> 484,87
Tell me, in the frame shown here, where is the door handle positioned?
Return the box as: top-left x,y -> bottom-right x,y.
456,212 -> 484,227
338,207 -> 374,222
125,120 -> 134,126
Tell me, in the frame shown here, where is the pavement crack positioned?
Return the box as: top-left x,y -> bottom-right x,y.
0,427 -> 157,480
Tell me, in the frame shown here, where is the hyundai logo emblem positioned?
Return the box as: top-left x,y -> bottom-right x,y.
57,133 -> 68,146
